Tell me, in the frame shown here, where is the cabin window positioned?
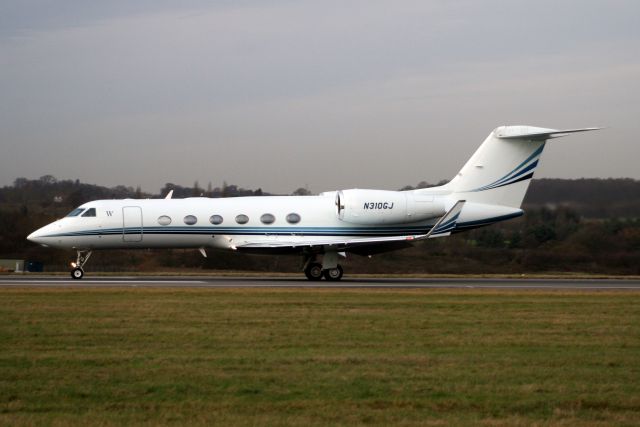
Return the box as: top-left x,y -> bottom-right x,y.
235,214 -> 249,224
209,215 -> 223,225
286,213 -> 301,224
81,208 -> 96,217
260,213 -> 275,224
66,208 -> 85,217
158,215 -> 172,226
184,215 -> 197,225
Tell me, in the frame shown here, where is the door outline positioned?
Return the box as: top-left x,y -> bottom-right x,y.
122,206 -> 143,242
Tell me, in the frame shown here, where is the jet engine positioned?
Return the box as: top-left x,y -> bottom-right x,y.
335,189 -> 445,225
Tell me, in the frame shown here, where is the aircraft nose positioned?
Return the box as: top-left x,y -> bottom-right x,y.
27,228 -> 48,246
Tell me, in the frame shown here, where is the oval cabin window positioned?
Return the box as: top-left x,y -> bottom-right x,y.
235,214 -> 249,224
209,215 -> 223,225
184,215 -> 197,225
260,213 -> 275,224
158,215 -> 172,226
286,213 -> 301,224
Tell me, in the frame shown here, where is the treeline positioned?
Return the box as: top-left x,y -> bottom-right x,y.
4,175 -> 640,219
525,178 -> 640,218
1,176 -> 639,274
399,178 -> 640,219
0,175 -> 288,207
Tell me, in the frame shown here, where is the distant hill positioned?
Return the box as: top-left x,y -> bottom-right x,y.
2,176 -> 639,219
524,178 -> 640,218
5,175 -> 640,218
2,176 -> 639,275
0,176 -> 271,209
400,178 -> 640,219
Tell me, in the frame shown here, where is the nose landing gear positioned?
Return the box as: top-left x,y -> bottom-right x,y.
70,250 -> 92,280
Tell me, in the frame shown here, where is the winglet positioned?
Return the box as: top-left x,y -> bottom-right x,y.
422,200 -> 465,239
165,190 -> 173,199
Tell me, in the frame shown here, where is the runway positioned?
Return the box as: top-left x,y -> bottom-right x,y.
1,275 -> 640,290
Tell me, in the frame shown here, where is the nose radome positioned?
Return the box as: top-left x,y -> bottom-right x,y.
27,228 -> 47,245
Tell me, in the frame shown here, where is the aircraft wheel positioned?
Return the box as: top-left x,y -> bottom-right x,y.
304,262 -> 323,281
323,265 -> 343,281
71,267 -> 84,280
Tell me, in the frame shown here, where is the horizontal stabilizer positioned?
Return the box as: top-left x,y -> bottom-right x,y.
495,126 -> 602,141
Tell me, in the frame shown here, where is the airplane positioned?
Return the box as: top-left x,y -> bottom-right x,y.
27,125 -> 600,280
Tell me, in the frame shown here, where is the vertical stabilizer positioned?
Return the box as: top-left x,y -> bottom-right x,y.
445,126 -> 600,208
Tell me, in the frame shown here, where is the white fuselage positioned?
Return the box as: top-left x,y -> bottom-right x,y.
27,190 -> 522,252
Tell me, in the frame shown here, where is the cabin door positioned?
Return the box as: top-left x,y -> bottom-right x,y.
122,206 -> 143,242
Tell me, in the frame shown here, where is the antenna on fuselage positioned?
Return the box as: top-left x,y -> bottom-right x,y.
165,190 -> 173,199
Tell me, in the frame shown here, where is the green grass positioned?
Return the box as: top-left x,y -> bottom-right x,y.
1,289 -> 639,426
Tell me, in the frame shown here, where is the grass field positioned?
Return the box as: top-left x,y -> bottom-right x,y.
1,288 -> 639,426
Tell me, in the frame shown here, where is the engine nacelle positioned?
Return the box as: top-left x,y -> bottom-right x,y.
335,189 -> 445,225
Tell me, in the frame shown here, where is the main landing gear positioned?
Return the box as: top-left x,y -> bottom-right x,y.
70,250 -> 92,280
303,252 -> 344,281
304,262 -> 344,281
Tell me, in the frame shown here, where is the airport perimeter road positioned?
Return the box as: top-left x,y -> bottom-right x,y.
1,276 -> 640,290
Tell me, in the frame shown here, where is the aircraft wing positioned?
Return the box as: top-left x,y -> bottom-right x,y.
235,234 -> 418,250
234,201 -> 465,251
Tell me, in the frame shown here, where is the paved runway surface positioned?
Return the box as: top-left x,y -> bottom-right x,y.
1,275 -> 640,290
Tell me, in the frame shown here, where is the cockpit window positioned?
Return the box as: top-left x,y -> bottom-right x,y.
81,208 -> 96,217
66,208 -> 85,217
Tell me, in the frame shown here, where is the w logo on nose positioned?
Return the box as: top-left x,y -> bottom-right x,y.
106,211 -> 114,217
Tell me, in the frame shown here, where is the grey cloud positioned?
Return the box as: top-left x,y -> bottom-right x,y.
1,1 -> 638,193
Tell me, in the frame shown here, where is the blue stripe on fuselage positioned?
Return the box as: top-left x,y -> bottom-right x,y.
41,212 -> 524,239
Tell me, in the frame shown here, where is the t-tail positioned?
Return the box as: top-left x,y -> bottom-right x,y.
443,125 -> 601,208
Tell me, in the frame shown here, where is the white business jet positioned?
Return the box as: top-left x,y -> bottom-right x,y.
28,125 -> 599,280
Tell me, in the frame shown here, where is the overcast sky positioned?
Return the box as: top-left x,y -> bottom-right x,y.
1,0 -> 639,194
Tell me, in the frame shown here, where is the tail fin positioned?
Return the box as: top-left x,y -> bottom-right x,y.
446,126 -> 601,208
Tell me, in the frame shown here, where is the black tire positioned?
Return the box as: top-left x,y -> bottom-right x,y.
304,262 -> 323,281
323,265 -> 343,281
71,267 -> 84,280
